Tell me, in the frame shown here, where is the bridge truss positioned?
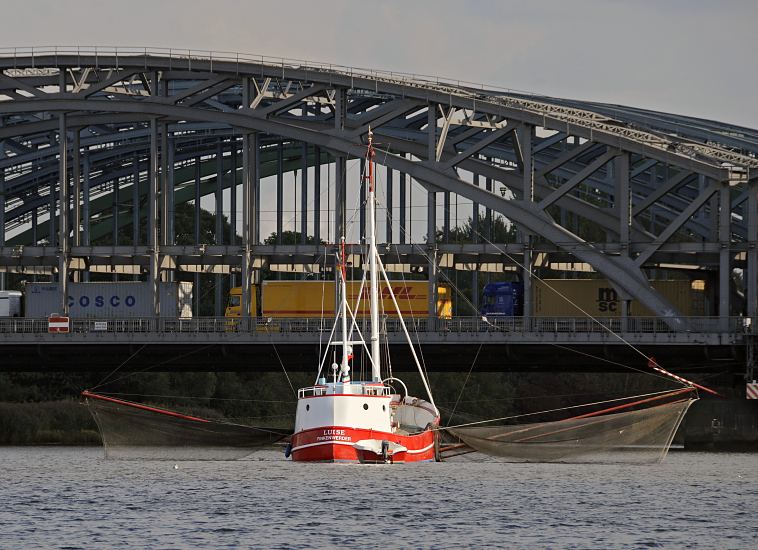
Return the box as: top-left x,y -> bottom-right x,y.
0,47 -> 756,339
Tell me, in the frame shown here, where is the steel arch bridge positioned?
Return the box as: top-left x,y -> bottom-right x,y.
0,47 -> 756,333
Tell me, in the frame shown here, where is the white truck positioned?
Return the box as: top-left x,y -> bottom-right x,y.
0,290 -> 22,317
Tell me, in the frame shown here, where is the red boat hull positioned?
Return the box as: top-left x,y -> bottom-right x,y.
291,425 -> 437,463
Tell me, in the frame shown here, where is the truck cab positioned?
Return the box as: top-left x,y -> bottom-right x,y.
225,286 -> 258,318
480,282 -> 524,317
0,290 -> 22,317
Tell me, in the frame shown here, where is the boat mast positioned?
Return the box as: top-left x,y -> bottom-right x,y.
367,128 -> 381,382
339,238 -> 350,382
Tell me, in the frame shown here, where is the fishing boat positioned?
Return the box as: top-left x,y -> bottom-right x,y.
289,129 -> 439,463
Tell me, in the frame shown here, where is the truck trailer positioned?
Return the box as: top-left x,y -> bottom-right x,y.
481,279 -> 706,317
24,282 -> 193,318
226,280 -> 452,319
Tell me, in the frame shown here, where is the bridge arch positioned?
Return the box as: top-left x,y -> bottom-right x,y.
0,48 -> 756,323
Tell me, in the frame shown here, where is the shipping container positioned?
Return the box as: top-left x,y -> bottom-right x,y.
0,290 -> 22,317
532,279 -> 705,317
226,281 -> 452,319
24,282 -> 193,318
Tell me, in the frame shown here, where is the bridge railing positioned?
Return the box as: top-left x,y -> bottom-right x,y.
0,316 -> 746,336
0,46 -> 540,100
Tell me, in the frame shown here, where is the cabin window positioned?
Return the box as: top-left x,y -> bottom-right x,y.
306,404 -> 310,411
228,296 -> 241,307
363,403 -> 369,410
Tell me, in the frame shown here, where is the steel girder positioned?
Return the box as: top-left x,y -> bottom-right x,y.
0,50 -> 756,324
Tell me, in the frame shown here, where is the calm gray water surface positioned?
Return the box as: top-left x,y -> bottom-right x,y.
1,447 -> 755,549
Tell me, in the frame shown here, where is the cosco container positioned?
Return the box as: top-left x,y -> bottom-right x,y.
24,282 -> 193,318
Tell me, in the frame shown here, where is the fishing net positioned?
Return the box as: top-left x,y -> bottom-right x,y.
444,395 -> 695,464
84,393 -> 291,460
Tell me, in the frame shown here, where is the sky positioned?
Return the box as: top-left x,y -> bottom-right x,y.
2,0 -> 756,128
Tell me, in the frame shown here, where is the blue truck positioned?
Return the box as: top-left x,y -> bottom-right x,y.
480,281 -> 524,317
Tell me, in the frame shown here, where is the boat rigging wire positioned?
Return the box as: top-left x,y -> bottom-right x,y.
89,344 -> 215,389
90,344 -> 147,390
446,342 -> 484,426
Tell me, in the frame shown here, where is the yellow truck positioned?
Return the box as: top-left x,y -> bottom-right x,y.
226,280 -> 452,319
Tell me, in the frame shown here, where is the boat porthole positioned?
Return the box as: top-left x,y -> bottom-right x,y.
382,405 -> 386,411
363,403 -> 369,410
306,404 -> 310,411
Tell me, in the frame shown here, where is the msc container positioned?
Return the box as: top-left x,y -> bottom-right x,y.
532,279 -> 704,317
0,290 -> 22,317
24,282 -> 193,318
249,280 -> 451,319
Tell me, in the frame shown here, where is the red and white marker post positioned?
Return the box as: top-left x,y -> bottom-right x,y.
48,314 -> 70,333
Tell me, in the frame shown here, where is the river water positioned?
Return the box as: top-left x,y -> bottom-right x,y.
1,447 -> 755,549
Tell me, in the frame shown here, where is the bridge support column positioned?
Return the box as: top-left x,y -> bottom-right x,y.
161,123 -> 170,284
112,171 -> 119,282
167,136 -> 175,247
82,151 -> 90,281
215,139 -> 224,317
276,141 -> 283,245
230,142 -> 238,294
747,178 -> 758,323
472,173 -> 480,312
399,161 -> 407,244
314,145 -> 321,243
519,125 -> 534,324
242,132 -> 258,320
0,164 -> 4,290
301,142 -> 308,244
149,118 -> 160,316
133,156 -> 140,281
71,129 -> 81,283
230,141 -> 237,247
443,191 -> 450,243
194,155 -> 201,315
719,181 -> 731,329
386,165 -> 393,243
427,105 -> 438,323
427,191 -> 437,322
58,113 -> 69,314
616,152 -> 631,330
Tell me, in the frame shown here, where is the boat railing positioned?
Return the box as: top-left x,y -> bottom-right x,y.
298,386 -> 328,399
361,385 -> 392,396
